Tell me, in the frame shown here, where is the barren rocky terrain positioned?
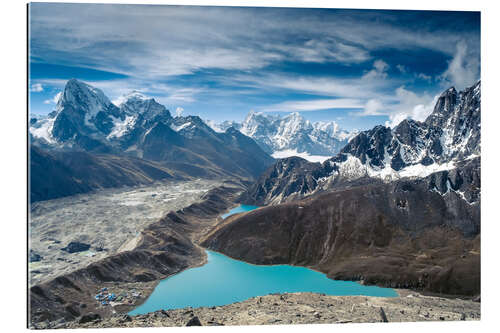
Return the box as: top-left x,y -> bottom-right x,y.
53,291 -> 479,329
28,183 -> 482,329
29,178 -> 222,286
28,177 -> 481,329
28,184 -> 244,326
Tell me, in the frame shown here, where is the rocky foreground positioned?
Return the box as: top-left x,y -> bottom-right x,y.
53,292 -> 479,329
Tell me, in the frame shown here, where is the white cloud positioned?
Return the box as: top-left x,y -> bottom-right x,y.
440,40 -> 480,90
363,99 -> 384,115
30,83 -> 44,92
362,60 -> 389,80
416,73 -> 432,82
30,4 -> 478,82
354,85 -> 438,128
396,64 -> 407,73
385,87 -> 439,128
175,107 -> 184,117
43,91 -> 62,104
386,97 -> 438,128
262,99 -> 364,112
231,73 -> 394,100
269,39 -> 370,64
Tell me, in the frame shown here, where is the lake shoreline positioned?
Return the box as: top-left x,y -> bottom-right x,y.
129,247 -> 397,315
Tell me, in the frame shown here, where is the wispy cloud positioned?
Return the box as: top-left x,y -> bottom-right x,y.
175,107 -> 184,117
362,60 -> 389,80
262,98 -> 364,112
230,73 -> 395,99
30,4 -> 479,81
396,64 -> 407,74
440,40 -> 480,90
29,4 -> 479,128
416,73 -> 432,82
43,91 -> 62,104
30,83 -> 44,92
355,85 -> 439,127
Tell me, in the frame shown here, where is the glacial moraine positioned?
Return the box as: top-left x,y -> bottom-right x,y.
29,178 -> 223,286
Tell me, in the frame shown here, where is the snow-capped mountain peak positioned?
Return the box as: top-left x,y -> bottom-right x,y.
114,90 -> 150,107
220,111 -> 355,157
57,79 -> 114,119
105,91 -> 172,140
45,79 -> 124,145
118,91 -> 160,116
328,80 -> 481,181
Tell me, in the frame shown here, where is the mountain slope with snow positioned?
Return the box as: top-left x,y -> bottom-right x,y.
240,81 -> 481,205
29,79 -> 275,189
207,111 -> 356,159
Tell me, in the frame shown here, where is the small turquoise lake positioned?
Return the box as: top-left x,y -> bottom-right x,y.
129,205 -> 397,315
220,204 -> 260,219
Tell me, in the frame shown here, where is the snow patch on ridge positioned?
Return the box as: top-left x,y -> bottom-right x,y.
30,118 -> 56,144
205,120 -> 225,133
331,154 -> 456,183
107,115 -> 137,139
171,122 -> 192,132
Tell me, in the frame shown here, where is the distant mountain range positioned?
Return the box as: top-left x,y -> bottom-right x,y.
240,81 -> 481,205
29,79 -> 274,201
207,111 -> 357,159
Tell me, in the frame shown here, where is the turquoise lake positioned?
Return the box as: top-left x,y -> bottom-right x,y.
220,204 -> 260,219
129,205 -> 397,315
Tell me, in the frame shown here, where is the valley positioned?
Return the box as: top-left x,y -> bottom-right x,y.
29,178 -> 223,286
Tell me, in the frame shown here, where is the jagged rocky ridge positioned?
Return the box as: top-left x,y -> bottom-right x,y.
208,111 -> 356,156
241,81 -> 481,205
29,79 -> 274,201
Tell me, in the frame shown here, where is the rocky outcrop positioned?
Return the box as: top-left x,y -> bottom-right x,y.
203,160 -> 480,296
61,242 -> 91,254
29,250 -> 43,263
239,156 -> 329,205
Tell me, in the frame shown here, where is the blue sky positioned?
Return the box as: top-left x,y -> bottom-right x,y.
29,4 -> 480,131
